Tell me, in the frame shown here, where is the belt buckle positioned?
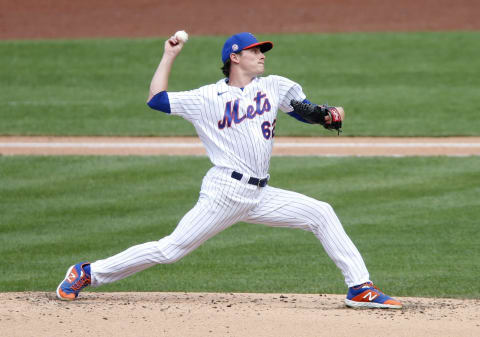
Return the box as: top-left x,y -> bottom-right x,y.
258,177 -> 267,187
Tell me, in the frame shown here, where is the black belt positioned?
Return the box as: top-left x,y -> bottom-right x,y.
231,171 -> 268,187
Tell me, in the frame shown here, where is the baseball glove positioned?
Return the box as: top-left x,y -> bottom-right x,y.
290,100 -> 342,134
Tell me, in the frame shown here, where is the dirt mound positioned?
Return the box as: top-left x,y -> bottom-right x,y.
1,292 -> 479,337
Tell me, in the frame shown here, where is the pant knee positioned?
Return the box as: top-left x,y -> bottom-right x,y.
156,236 -> 196,264
306,201 -> 336,231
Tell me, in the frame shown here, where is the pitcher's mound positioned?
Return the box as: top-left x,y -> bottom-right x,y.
1,292 -> 479,337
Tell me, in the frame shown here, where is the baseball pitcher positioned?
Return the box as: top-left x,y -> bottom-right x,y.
57,32 -> 402,309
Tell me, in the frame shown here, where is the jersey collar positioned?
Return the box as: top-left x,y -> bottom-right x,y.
218,77 -> 259,87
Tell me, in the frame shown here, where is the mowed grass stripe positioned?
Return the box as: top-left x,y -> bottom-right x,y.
1,156 -> 478,298
1,32 -> 479,136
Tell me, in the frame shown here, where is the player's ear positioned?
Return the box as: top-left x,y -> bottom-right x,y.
230,52 -> 241,64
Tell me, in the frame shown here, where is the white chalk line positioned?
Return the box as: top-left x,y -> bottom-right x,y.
1,142 -> 480,149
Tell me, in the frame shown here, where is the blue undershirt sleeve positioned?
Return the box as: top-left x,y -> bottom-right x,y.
287,98 -> 314,124
147,91 -> 171,114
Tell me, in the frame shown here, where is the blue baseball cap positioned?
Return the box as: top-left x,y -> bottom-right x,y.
221,32 -> 273,64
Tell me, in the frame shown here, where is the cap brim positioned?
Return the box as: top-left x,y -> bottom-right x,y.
243,41 -> 273,53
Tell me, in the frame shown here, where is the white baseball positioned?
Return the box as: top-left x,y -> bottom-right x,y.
174,30 -> 189,43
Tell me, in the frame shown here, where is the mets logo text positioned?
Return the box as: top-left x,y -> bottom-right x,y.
218,91 -> 271,129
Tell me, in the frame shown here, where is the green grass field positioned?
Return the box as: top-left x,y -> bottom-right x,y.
1,30 -> 478,300
2,32 -> 479,136
1,156 -> 478,298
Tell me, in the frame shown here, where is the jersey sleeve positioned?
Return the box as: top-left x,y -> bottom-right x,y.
167,88 -> 203,122
147,91 -> 171,113
274,75 -> 307,113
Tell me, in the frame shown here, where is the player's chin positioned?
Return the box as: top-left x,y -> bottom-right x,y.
256,64 -> 265,75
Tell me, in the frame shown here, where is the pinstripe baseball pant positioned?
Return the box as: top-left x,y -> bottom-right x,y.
90,167 -> 369,287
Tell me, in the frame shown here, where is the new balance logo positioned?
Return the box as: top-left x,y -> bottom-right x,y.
363,291 -> 378,301
66,270 -> 82,283
67,272 -> 76,282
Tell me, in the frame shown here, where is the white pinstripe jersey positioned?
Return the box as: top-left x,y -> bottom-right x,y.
168,75 -> 306,177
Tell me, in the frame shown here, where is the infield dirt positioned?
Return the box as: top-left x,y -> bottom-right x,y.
1,0 -> 479,39
2,136 -> 480,156
1,1 -> 479,336
1,292 -> 479,337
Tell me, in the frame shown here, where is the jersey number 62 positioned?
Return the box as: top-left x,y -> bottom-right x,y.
261,119 -> 276,140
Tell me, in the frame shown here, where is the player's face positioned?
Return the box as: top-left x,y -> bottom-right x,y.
238,47 -> 265,76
